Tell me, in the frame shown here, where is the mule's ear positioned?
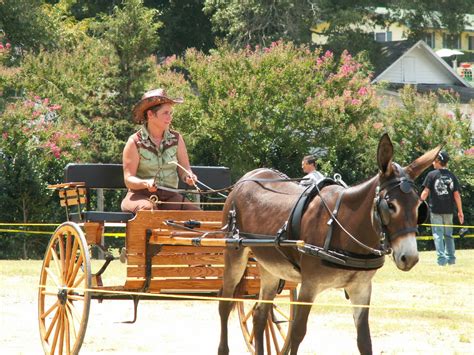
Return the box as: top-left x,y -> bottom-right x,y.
404,145 -> 442,180
377,133 -> 393,176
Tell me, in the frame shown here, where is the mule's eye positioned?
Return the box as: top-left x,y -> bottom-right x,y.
388,202 -> 396,211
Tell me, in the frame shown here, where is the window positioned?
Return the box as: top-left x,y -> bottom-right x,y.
469,36 -> 474,51
443,34 -> 460,49
424,32 -> 435,48
374,31 -> 393,42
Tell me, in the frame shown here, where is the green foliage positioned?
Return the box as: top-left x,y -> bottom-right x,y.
0,0 -> 61,54
152,0 -> 215,56
156,42 -> 378,181
0,95 -> 88,258
204,0 -> 315,48
370,85 -> 473,224
92,0 -> 162,116
16,40 -> 119,125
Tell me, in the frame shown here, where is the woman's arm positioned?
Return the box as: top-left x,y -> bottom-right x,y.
176,134 -> 197,186
123,137 -> 157,191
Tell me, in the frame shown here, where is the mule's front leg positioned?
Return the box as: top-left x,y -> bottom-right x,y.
345,281 -> 373,355
218,248 -> 250,355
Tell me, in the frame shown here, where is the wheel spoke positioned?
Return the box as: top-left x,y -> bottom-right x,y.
45,267 -> 61,288
65,303 -> 77,343
65,231 -> 72,275
45,307 -> 60,340
243,303 -> 256,323
66,300 -> 82,325
273,304 -> 290,322
67,294 -> 85,302
71,273 -> 85,290
58,308 -> 65,355
64,308 -> 71,355
58,234 -> 66,282
66,237 -> 79,282
51,247 -> 64,284
265,322 -> 272,355
268,317 -> 280,354
50,307 -> 63,355
41,300 -> 59,320
67,253 -> 84,287
249,326 -> 255,344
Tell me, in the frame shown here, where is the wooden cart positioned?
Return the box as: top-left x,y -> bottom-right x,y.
38,164 -> 297,354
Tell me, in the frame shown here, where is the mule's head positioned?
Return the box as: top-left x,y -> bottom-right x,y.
375,134 -> 440,271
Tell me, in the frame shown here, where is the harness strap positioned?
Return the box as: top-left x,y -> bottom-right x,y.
323,190 -> 345,251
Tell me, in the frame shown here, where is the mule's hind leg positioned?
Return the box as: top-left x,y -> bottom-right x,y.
218,247 -> 250,355
345,281 -> 373,355
284,280 -> 318,355
252,265 -> 282,355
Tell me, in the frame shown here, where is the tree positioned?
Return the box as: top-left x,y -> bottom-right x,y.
204,0 -> 317,48
0,0 -> 60,54
92,0 -> 162,117
149,0 -> 215,57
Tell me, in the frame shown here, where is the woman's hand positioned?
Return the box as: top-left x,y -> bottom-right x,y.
144,178 -> 157,192
184,173 -> 198,187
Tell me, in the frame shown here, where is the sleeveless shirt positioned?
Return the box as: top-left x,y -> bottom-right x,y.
131,125 -> 180,188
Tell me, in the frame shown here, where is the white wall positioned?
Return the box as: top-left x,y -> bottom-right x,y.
378,46 -> 458,84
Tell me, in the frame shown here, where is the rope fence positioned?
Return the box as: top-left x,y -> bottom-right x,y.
37,284 -> 474,315
1,222 -> 472,239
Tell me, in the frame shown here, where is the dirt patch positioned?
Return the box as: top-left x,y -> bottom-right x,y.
0,260 -> 472,354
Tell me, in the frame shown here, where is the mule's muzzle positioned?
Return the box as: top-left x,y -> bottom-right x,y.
392,235 -> 419,271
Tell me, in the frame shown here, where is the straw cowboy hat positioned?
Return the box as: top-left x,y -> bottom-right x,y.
132,88 -> 184,123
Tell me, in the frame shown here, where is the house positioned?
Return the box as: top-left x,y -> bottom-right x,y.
371,40 -> 474,103
311,7 -> 474,53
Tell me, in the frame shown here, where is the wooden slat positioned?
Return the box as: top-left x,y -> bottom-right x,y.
48,182 -> 85,189
150,254 -> 224,265
160,246 -> 224,253
59,188 -> 86,198
127,266 -> 225,278
126,210 -> 224,255
124,278 -> 224,291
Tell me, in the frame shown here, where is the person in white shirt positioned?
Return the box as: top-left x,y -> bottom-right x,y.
300,155 -> 324,186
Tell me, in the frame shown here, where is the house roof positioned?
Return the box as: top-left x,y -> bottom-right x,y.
372,40 -> 471,88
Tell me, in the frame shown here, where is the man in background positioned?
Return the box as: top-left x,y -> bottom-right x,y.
420,151 -> 464,266
300,155 -> 324,186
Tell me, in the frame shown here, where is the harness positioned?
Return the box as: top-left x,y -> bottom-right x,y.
228,170 -> 423,271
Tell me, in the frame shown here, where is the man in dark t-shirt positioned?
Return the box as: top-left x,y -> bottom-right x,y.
421,151 -> 464,266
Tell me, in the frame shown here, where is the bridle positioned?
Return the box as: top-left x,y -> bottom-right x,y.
373,169 -> 428,250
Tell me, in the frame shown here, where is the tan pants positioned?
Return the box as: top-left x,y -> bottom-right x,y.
121,189 -> 200,213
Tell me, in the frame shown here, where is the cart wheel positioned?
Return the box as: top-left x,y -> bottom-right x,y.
238,288 -> 297,355
38,222 -> 91,355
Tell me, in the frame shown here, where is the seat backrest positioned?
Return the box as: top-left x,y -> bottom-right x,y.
65,163 -> 125,189
65,164 -> 231,191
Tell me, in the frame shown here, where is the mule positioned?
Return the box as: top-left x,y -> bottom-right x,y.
218,134 -> 440,355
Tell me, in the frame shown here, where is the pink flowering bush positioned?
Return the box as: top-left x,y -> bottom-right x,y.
0,94 -> 88,224
157,42 -> 378,180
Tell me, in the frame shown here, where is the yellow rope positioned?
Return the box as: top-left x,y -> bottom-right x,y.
37,284 -> 474,314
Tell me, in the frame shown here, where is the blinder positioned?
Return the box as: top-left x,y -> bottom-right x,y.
374,176 -> 421,230
376,196 -> 391,226
417,200 -> 430,225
